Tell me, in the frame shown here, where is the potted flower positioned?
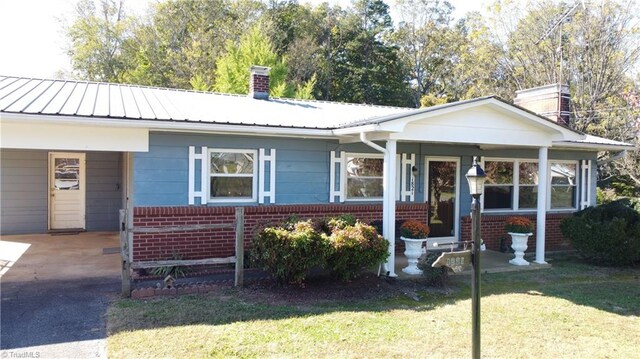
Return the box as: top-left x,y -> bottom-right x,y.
504,216 -> 534,266
399,220 -> 430,275
400,220 -> 430,239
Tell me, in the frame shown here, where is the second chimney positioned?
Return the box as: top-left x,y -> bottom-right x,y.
249,65 -> 270,100
514,84 -> 571,127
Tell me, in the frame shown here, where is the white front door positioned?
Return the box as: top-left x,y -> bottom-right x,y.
425,157 -> 460,248
49,152 -> 86,230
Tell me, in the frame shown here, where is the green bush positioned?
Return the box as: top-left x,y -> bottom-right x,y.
326,213 -> 357,232
251,220 -> 327,284
325,221 -> 389,280
417,252 -> 449,286
252,215 -> 391,283
560,199 -> 640,266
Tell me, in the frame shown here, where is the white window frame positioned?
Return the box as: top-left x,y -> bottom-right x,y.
208,148 -> 258,203
344,152 -> 385,202
548,160 -> 579,211
482,157 -> 539,213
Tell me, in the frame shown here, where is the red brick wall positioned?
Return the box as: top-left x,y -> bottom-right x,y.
132,203 -> 429,261
460,213 -> 573,252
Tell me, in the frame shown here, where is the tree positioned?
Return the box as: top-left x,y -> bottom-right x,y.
214,25 -> 291,97
486,0 -> 640,192
123,0 -> 264,89
394,0 -> 459,106
327,0 -> 412,106
65,0 -> 133,82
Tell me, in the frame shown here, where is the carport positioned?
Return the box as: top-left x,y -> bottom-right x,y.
0,232 -> 120,356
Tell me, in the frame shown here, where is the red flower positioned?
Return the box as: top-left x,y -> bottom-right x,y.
400,220 -> 430,239
504,216 -> 534,233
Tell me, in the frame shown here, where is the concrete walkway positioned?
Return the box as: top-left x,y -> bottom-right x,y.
0,232 -> 120,358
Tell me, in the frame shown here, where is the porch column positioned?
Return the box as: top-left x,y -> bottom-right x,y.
535,146 -> 548,264
383,139 -> 397,277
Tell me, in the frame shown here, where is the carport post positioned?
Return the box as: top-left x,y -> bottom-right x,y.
119,209 -> 131,297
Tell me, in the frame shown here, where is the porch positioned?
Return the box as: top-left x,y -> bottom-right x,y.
392,249 -> 552,280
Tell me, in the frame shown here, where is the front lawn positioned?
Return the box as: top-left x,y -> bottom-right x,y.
107,255 -> 640,358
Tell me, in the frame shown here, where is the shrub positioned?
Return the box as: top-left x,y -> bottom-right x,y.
504,216 -> 534,234
417,252 -> 448,286
325,222 -> 390,280
326,213 -> 357,232
400,220 -> 430,239
560,199 -> 640,266
251,220 -> 327,284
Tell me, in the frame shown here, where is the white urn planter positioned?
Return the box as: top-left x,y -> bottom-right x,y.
508,232 -> 532,266
401,237 -> 427,275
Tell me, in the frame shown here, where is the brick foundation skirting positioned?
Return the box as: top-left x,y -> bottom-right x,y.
460,213 -> 573,252
132,203 -> 429,261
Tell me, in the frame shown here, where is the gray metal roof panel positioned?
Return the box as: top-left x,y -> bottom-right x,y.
0,75 -> 412,129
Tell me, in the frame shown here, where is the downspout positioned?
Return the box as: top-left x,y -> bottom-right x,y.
359,132 -> 397,277
359,132 -> 386,153
596,150 -> 627,166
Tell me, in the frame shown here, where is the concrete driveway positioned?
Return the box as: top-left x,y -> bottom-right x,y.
1,232 -> 120,358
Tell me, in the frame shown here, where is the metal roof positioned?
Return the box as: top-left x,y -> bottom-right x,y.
0,75 -> 634,151
0,76 -> 412,129
558,134 -> 636,149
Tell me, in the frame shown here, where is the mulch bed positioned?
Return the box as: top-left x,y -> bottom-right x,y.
130,270 -> 456,304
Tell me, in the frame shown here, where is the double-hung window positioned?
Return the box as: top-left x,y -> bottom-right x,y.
518,162 -> 538,209
345,154 -> 384,200
483,159 -> 539,211
209,149 -> 257,202
550,161 -> 577,209
483,160 -> 514,210
483,158 -> 579,211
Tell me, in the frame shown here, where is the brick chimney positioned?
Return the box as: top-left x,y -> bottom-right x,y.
249,65 -> 270,100
514,84 -> 571,127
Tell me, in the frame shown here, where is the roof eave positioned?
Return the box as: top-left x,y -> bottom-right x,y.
552,141 -> 636,151
0,112 -> 336,138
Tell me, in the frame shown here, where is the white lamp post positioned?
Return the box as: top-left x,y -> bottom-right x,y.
465,156 -> 486,359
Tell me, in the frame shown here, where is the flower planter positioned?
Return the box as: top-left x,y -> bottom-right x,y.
401,237 -> 427,275
508,232 -> 532,266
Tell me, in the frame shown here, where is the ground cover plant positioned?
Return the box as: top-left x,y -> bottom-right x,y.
108,254 -> 640,358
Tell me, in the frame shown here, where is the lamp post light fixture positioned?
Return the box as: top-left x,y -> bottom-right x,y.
465,156 -> 486,359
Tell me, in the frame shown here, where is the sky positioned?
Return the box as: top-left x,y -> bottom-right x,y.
0,0 -> 487,79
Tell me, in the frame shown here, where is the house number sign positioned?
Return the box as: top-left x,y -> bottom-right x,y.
432,250 -> 472,273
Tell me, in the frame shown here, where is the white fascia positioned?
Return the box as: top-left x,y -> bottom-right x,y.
552,141 -> 636,151
0,112 -> 336,138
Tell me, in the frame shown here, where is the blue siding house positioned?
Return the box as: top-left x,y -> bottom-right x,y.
0,68 -> 634,276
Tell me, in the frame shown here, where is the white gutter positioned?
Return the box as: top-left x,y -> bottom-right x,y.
0,112 -> 335,138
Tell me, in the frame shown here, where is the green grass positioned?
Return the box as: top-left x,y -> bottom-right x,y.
107,255 -> 640,358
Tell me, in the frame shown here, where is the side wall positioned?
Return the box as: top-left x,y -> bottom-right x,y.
0,149 -> 48,233
131,132 -> 599,258
132,203 -> 429,261
0,149 -> 123,234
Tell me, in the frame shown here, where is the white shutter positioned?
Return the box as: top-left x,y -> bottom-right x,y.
580,159 -> 592,209
400,153 -> 416,202
330,151 -> 345,203
259,148 -> 276,204
188,146 -> 208,205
